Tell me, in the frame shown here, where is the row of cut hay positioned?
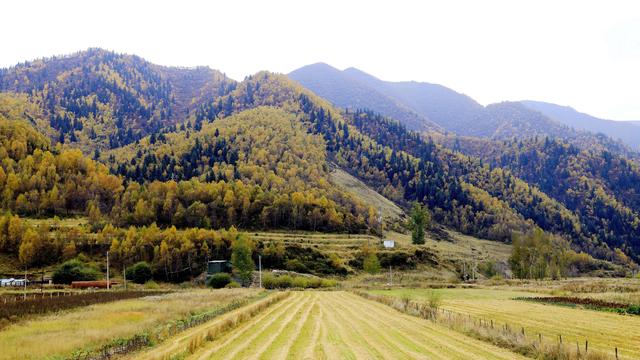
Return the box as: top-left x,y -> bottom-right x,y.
185,292 -> 291,356
353,291 -> 615,360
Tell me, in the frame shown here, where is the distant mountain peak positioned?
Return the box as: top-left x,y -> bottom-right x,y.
521,100 -> 640,149
289,64 -> 442,132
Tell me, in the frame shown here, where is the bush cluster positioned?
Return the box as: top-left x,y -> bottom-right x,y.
261,273 -> 337,289
52,259 -> 100,284
126,261 -> 153,284
207,273 -> 232,289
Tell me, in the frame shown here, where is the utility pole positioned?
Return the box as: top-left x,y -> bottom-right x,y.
258,255 -> 262,288
106,251 -> 110,290
463,262 -> 466,281
123,265 -> 127,291
378,210 -> 383,244
388,265 -> 392,286
23,265 -> 27,301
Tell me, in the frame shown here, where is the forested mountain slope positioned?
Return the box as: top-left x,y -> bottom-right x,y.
0,93 -> 370,233
521,100 -> 640,149
0,48 -> 236,151
434,133 -> 640,257
162,71 -> 633,260
1,50 -> 638,262
289,64 -> 637,155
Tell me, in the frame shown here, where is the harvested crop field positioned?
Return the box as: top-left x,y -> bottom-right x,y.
147,291 -> 526,360
0,289 -> 259,360
374,288 -> 640,360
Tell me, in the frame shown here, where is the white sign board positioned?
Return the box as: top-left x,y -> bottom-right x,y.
383,240 -> 395,248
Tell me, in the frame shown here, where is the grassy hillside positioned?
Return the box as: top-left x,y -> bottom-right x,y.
329,167 -> 404,223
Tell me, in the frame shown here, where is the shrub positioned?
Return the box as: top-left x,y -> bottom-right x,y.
52,259 -> 100,284
427,290 -> 442,311
261,274 -> 276,289
144,280 -> 159,289
126,261 -> 153,284
263,274 -> 288,289
225,281 -> 240,288
479,261 -> 497,278
320,279 -> 338,287
363,252 -> 381,274
626,304 -> 640,315
277,275 -> 293,288
285,259 -> 308,273
207,273 -> 232,289
292,276 -> 308,288
307,277 -> 322,288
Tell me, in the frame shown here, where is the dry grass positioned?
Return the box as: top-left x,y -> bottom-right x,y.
23,216 -> 88,229
329,167 -> 405,222
371,287 -> 637,359
385,230 -> 512,264
356,290 -> 614,360
0,288 -> 259,360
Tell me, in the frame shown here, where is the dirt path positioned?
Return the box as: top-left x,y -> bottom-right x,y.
174,291 -> 528,360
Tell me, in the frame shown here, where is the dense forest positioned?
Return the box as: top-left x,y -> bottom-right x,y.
0,97 -> 370,233
0,48 -> 236,151
0,49 -> 639,267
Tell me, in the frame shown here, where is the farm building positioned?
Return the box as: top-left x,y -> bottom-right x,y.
0,278 -> 29,287
207,260 -> 231,275
71,280 -> 117,289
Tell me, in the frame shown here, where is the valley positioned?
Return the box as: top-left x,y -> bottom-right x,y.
0,47 -> 639,360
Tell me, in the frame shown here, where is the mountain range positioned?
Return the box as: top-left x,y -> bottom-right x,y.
1,49 -> 639,265
289,63 -> 640,151
520,100 -> 640,149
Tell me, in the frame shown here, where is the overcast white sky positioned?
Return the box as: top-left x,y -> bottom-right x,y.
2,0 -> 639,120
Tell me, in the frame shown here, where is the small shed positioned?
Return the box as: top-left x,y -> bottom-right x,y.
383,240 -> 395,249
207,260 -> 231,275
